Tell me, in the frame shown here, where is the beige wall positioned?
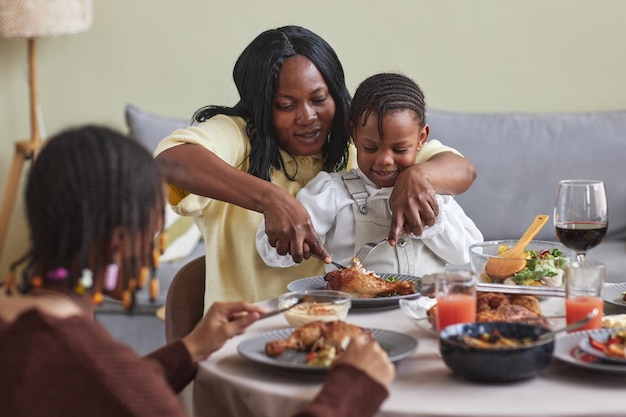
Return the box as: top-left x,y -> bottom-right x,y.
1,0 -> 625,275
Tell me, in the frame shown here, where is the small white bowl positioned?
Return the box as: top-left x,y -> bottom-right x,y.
399,297 -> 437,334
278,290 -> 352,327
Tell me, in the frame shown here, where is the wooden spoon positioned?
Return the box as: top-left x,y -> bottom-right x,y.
483,214 -> 550,279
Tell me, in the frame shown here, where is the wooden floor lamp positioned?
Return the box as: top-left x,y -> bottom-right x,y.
0,0 -> 92,257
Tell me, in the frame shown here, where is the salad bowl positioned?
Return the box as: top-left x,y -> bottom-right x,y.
469,240 -> 574,288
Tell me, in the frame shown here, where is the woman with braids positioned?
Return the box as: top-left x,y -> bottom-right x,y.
257,73 -> 483,276
0,125 -> 394,417
155,25 -> 476,309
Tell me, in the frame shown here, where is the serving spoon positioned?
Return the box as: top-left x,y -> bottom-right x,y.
484,214 -> 549,279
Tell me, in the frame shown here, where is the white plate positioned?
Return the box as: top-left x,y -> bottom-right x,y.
554,329 -> 626,373
603,282 -> 626,308
399,297 -> 437,334
578,331 -> 626,364
238,327 -> 417,373
287,274 -> 420,309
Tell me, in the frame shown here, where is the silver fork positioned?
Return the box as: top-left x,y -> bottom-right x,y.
354,238 -> 388,262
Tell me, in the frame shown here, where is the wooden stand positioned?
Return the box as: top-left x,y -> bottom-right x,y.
0,38 -> 43,257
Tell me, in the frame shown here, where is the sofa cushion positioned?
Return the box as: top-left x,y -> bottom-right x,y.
125,103 -> 189,152
124,103 -> 202,281
427,109 -> 626,242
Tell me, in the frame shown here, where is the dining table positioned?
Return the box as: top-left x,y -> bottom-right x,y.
193,288 -> 626,417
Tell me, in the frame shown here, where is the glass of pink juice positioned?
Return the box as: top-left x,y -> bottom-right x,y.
565,261 -> 605,331
565,296 -> 604,330
435,271 -> 477,332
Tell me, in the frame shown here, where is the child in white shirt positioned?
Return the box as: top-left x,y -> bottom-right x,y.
256,73 -> 483,276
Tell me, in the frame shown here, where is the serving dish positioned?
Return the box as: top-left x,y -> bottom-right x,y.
400,294 -> 561,336
554,329 -> 626,373
439,322 -> 554,383
238,328 -> 417,373
287,273 -> 420,309
469,240 -> 574,288
603,282 -> 626,308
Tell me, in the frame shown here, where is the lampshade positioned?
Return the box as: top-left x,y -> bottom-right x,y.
0,0 -> 92,40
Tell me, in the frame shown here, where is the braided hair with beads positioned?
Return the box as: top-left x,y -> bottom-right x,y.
348,72 -> 427,142
17,125 -> 165,308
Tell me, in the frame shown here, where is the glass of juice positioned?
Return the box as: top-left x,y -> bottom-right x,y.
565,261 -> 605,331
435,271 -> 477,333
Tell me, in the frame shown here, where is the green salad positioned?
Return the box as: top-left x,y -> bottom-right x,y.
504,248 -> 568,287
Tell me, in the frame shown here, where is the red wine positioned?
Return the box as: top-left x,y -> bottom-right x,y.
555,222 -> 607,252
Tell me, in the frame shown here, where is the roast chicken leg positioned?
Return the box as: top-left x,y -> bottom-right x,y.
324,258 -> 415,298
265,320 -> 374,357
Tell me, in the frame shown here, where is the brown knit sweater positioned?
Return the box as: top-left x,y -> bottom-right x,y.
0,309 -> 388,417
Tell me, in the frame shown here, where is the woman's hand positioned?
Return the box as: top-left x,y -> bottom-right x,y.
334,335 -> 395,387
262,187 -> 331,264
182,301 -> 265,362
388,152 -> 476,244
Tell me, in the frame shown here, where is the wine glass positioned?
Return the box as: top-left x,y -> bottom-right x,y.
554,179 -> 608,263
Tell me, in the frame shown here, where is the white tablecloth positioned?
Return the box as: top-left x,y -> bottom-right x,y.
194,297 -> 626,417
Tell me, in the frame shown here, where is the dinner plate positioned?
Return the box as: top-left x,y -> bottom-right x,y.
577,330 -> 626,364
554,329 -> 626,373
287,274 -> 420,309
603,282 -> 626,308
238,327 -> 417,373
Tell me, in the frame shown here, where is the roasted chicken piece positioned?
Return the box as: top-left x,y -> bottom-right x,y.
476,304 -> 549,327
265,320 -> 373,358
324,258 -> 415,298
476,292 -> 510,312
508,295 -> 541,315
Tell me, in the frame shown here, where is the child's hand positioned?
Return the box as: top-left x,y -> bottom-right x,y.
334,335 -> 395,387
182,301 -> 265,362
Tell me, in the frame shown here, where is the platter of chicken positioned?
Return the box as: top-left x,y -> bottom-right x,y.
238,320 -> 417,372
287,258 -> 420,309
400,292 -> 554,334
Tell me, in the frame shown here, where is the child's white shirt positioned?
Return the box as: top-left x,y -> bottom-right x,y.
256,168 -> 483,275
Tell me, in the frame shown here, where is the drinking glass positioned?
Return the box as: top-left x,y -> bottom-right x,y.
564,261 -> 605,331
554,179 -> 608,263
434,271 -> 477,333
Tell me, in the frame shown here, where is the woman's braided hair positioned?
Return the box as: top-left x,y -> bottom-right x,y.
348,72 -> 426,142
22,125 -> 164,295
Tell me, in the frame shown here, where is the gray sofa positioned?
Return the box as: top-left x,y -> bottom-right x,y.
124,104 -> 626,285
428,109 -> 626,283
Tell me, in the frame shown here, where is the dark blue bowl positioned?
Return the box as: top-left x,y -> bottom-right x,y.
439,322 -> 554,383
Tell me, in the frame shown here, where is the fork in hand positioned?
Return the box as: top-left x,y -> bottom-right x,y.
354,238 -> 388,262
